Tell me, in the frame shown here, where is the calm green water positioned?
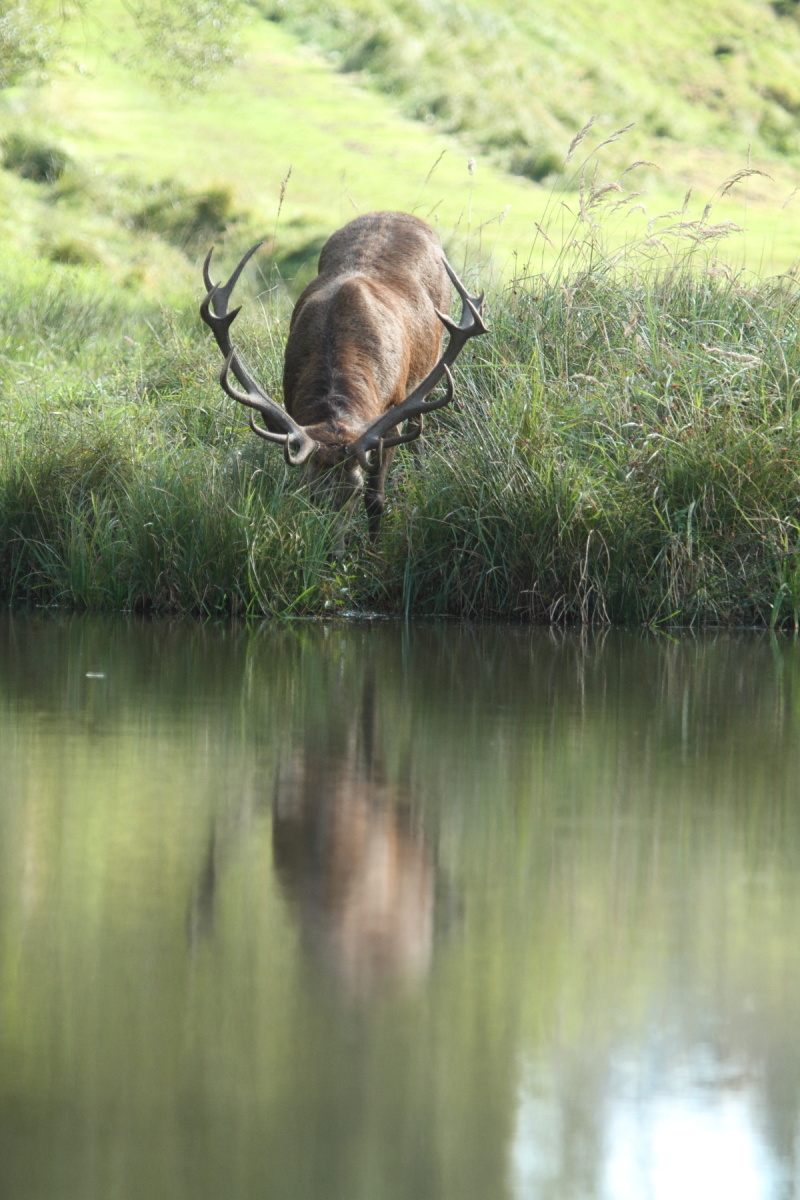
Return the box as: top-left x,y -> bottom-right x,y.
1,614 -> 799,1200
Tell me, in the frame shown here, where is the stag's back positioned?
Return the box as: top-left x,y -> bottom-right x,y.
284,212 -> 451,427
316,211 -> 448,304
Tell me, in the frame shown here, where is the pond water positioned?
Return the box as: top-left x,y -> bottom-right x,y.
1,614 -> 799,1200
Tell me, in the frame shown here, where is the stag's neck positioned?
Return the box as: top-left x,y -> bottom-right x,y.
289,370 -> 382,432
284,272 -> 406,430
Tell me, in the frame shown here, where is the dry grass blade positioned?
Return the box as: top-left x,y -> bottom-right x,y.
618,161 -> 658,181
566,115 -> 597,163
594,122 -> 636,154
718,168 -> 773,198
587,182 -> 623,208
534,221 -> 554,247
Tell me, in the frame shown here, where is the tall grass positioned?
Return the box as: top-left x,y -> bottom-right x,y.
0,258 -> 351,615
2,197 -> 800,626
378,266 -> 800,625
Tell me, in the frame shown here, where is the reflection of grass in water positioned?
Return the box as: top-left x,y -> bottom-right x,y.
2,177 -> 800,625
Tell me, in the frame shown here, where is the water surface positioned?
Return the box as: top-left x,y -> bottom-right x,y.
1,615 -> 799,1200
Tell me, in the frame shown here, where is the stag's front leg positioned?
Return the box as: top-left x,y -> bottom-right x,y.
364,447 -> 395,540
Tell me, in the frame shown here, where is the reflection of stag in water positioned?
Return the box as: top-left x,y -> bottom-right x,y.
271,672 -> 435,1002
187,642 -> 438,1003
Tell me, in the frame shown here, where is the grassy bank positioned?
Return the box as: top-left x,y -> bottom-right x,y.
3,211 -> 800,627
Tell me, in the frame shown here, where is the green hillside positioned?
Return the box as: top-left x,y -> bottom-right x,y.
261,0 -> 800,272
264,0 -> 800,179
0,2 -> 553,293
1,0 -> 800,288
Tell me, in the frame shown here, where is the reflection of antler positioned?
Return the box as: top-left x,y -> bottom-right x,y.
184,648 -> 440,1000
187,823 -> 219,946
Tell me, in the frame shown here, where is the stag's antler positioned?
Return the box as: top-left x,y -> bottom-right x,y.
200,244 -> 317,466
350,258 -> 486,474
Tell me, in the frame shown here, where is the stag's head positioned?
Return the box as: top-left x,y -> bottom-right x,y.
200,234 -> 485,535
298,424 -> 368,516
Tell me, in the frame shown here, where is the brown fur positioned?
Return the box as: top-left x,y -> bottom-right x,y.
285,211 -> 450,427
283,212 -> 451,531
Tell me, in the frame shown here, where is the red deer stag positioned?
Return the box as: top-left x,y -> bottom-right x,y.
200,211 -> 486,537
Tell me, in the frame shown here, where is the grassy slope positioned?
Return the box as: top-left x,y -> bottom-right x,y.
0,7 -> 558,289
259,0 -> 800,272
1,0 -> 799,281
272,0 -> 800,171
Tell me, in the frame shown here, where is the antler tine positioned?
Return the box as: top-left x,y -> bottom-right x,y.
351,256 -> 486,473
247,411 -> 284,444
203,240 -> 262,307
219,353 -> 316,466
382,368 -> 453,450
440,257 -> 487,340
200,242 -> 317,458
246,413 -> 310,467
361,370 -> 453,474
382,415 -> 425,451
